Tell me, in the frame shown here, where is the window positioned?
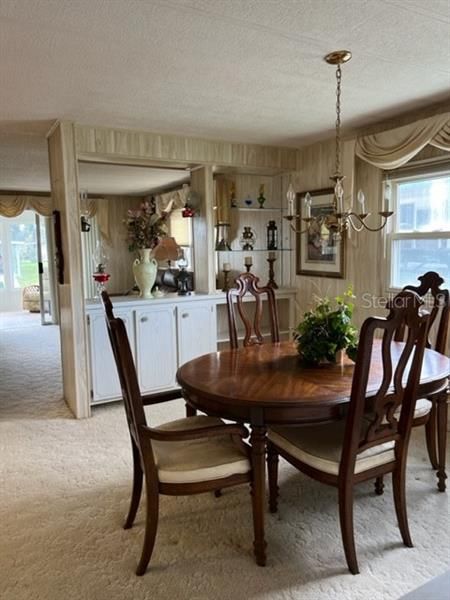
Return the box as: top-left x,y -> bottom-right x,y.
387,172 -> 450,289
0,212 -> 39,291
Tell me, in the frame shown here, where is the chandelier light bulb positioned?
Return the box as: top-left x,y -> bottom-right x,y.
357,190 -> 366,214
287,183 -> 295,217
304,192 -> 312,218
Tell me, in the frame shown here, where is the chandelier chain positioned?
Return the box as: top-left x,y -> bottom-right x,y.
335,63 -> 342,177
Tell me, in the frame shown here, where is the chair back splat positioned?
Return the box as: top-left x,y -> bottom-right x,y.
226,272 -> 280,349
100,292 -> 154,470
399,271 -> 449,354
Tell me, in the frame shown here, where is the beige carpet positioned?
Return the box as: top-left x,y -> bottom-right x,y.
0,320 -> 449,600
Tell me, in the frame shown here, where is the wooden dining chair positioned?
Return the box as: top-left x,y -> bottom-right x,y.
267,290 -> 430,575
100,291 -> 253,575
374,272 -> 449,494
226,272 -> 280,349
397,272 -> 449,476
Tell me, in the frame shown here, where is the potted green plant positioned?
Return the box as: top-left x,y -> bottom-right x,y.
294,287 -> 358,366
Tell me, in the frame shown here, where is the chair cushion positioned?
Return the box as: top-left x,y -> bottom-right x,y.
394,398 -> 432,420
152,415 -> 251,484
269,420 -> 395,476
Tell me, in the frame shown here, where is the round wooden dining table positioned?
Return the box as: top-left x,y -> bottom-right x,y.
176,340 -> 449,567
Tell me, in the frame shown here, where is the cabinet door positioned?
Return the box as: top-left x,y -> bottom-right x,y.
177,302 -> 217,366
87,309 -> 134,403
135,305 -> 178,393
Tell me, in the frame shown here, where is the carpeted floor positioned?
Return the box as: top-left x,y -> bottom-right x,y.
0,318 -> 449,600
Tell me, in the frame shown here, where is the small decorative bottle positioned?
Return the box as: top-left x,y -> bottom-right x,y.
244,195 -> 253,207
257,184 -> 266,209
267,220 -> 278,250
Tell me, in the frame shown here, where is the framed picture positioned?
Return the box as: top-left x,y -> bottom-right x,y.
296,188 -> 345,278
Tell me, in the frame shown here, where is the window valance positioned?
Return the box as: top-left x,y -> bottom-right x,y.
355,112 -> 450,169
0,194 -> 53,217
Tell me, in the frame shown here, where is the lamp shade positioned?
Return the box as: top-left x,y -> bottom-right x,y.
152,237 -> 183,262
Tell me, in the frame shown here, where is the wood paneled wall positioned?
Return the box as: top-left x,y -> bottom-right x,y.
48,122 -> 90,418
96,195 -> 142,295
75,124 -> 297,171
191,166 -> 215,292
287,139 -> 384,329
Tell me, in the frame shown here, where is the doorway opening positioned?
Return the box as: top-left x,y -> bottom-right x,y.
0,209 -> 63,415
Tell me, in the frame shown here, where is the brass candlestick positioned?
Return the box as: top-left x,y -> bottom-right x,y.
267,256 -> 278,289
222,269 -> 231,292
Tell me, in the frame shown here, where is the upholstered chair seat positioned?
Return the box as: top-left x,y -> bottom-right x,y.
152,415 -> 251,484
269,421 -> 395,476
394,398 -> 432,419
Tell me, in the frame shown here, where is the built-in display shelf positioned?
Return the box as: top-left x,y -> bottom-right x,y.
230,207 -> 283,212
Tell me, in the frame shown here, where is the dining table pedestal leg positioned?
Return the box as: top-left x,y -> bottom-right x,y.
250,425 -> 267,566
436,391 -> 448,492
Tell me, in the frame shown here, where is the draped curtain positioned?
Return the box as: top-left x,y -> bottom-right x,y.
153,184 -> 189,214
355,112 -> 450,169
0,195 -> 53,217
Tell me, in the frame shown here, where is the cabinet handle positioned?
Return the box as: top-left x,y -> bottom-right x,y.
182,313 -> 189,318
140,316 -> 148,323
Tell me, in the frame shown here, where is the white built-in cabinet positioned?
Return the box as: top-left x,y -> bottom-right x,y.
135,304 -> 178,394
86,297 -> 218,404
176,301 -> 217,365
87,307 -> 134,402
86,291 -> 295,405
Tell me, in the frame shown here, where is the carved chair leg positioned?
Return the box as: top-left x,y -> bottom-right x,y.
250,425 -> 267,567
338,483 -> 359,575
374,476 -> 384,496
214,489 -> 222,498
136,483 -> 159,576
267,441 -> 279,513
392,465 -> 412,548
124,441 -> 143,530
424,403 -> 438,470
436,392 -> 448,492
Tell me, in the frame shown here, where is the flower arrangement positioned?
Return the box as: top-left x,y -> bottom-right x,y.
295,287 -> 358,365
125,199 -> 171,252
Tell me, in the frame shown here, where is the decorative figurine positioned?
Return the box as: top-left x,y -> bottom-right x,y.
266,252 -> 278,289
222,262 -> 231,292
239,226 -> 256,250
267,220 -> 278,250
257,184 -> 266,209
153,286 -> 165,298
244,194 -> 253,207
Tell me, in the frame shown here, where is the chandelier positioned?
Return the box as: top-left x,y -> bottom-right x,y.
285,50 -> 393,238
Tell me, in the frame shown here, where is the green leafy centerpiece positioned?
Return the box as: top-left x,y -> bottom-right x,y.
295,288 -> 358,365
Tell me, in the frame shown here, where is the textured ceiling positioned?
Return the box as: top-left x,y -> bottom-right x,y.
0,0 -> 449,192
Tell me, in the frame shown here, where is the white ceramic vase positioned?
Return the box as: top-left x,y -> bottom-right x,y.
133,248 -> 158,298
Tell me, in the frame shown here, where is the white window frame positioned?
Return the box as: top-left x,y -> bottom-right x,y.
386,168 -> 450,292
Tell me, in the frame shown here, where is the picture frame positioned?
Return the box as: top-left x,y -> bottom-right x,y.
295,188 -> 345,279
